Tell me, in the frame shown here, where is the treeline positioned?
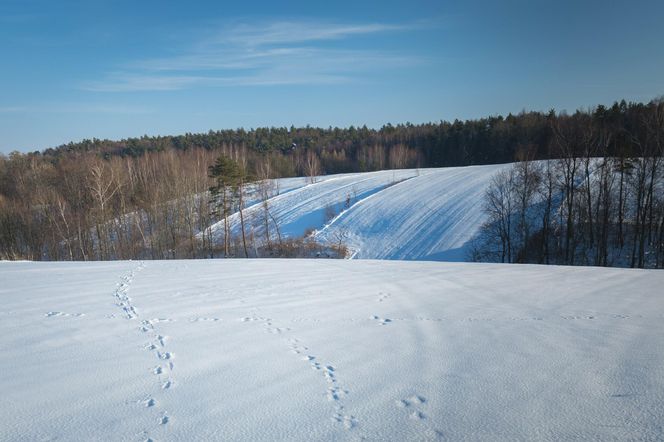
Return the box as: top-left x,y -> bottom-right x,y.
26,99 -> 664,173
473,99 -> 664,268
0,145 -> 349,260
1,97 -> 662,263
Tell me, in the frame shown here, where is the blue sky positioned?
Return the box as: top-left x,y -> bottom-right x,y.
1,0 -> 663,153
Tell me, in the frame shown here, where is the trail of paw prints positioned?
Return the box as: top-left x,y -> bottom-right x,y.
558,314 -> 631,321
395,394 -> 444,440
369,315 -> 392,326
377,292 -> 391,303
189,317 -> 221,323
45,311 -> 85,318
239,315 -> 291,334
240,314 -> 361,434
112,261 -> 145,320
140,317 -> 175,433
288,338 -> 358,432
111,262 -> 174,439
363,314 -> 637,324
141,318 -> 176,389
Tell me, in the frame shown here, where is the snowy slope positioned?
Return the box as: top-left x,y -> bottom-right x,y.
208,165 -> 505,261
316,164 -> 509,260
2,260 -> 663,441
208,169 -> 432,242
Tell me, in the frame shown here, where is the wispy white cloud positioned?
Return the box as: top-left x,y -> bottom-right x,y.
218,22 -> 409,47
84,20 -> 421,92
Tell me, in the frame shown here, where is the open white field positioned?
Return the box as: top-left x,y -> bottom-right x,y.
1,259 -> 663,441
209,164 -> 508,261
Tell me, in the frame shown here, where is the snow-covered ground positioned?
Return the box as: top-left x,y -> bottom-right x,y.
208,165 -> 507,261
315,165 -> 509,260
208,169 -> 429,243
2,259 -> 663,441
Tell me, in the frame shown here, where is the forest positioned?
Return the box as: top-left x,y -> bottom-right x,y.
474,100 -> 664,268
0,98 -> 662,266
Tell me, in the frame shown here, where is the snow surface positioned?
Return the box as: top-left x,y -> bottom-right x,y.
2,259 -> 663,441
315,165 -> 510,261
207,165 -> 507,261
209,169 -> 430,243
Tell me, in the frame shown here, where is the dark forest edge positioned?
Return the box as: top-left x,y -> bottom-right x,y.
470,98 -> 663,269
0,97 -> 662,265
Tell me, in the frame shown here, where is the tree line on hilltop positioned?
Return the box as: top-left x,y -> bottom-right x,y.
0,98 -> 662,266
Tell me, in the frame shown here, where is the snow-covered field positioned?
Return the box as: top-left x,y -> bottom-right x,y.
208,165 -> 508,261
2,259 -> 663,441
315,165 -> 509,261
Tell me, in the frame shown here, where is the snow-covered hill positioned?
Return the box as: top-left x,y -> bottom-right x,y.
2,260 -> 663,441
316,165 -> 509,260
208,165 -> 508,261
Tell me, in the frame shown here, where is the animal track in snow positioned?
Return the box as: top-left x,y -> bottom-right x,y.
377,292 -> 391,302
396,396 -> 427,420
242,316 -> 362,434
158,351 -> 174,360
112,264 -> 143,320
45,311 -> 84,318
189,317 -> 220,322
395,394 -> 444,437
110,262 -> 177,440
415,317 -> 444,322
369,315 -> 392,325
410,410 -> 426,420
332,412 -> 357,429
288,339 -> 355,432
239,315 -> 290,334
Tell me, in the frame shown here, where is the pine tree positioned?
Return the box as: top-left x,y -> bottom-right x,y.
208,155 -> 253,258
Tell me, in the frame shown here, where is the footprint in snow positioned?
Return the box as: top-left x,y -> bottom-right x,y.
395,394 -> 444,436
369,315 -> 392,325
377,292 -> 391,302
190,317 -> 220,322
410,410 -> 426,420
45,311 -> 84,318
332,413 -> 357,429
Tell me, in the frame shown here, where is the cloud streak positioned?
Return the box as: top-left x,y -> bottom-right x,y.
83,20 -> 420,92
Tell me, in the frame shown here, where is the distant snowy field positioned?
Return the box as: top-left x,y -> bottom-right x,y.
2,260 -> 663,441
208,164 -> 509,261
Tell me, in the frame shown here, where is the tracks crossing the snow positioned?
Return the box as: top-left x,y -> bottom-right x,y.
111,262 -> 176,442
